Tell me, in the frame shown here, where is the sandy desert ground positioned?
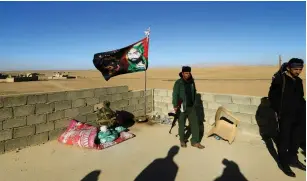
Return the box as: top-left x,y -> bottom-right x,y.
0,65 -> 305,97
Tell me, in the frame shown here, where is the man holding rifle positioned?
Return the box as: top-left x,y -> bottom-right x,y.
268,58 -> 306,177
172,66 -> 205,149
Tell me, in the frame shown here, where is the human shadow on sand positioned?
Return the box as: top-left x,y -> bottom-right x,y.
183,93 -> 205,142
255,97 -> 280,165
213,159 -> 248,181
81,170 -> 101,181
134,146 -> 179,181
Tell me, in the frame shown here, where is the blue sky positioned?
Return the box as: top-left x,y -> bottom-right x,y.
0,1 -> 306,70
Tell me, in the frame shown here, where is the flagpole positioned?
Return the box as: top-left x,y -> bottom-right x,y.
144,27 -> 150,119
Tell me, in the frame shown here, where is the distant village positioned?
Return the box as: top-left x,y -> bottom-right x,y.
0,72 -> 77,83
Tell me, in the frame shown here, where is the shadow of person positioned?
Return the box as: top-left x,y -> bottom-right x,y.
81,170 -> 101,181
255,97 -> 280,165
185,93 -> 205,142
213,159 -> 248,181
134,146 -> 179,181
255,97 -> 279,141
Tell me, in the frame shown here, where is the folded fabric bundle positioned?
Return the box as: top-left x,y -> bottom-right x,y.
97,126 -> 127,143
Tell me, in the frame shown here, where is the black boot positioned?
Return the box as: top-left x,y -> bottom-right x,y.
279,163 -> 296,177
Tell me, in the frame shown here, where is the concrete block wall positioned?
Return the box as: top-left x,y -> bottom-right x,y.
153,89 -> 266,137
0,86 -> 153,154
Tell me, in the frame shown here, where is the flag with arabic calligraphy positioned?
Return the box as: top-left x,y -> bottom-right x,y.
93,37 -> 149,81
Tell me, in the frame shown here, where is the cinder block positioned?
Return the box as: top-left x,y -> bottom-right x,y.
232,112 -> 253,124
158,89 -> 168,97
0,97 -> 3,108
251,116 -> 257,125
220,103 -> 239,113
161,96 -> 172,104
167,103 -> 174,111
106,87 -> 117,94
116,100 -> 129,108
145,89 -> 153,96
205,113 -> 216,125
154,107 -> 162,114
47,92 -> 67,102
238,122 -> 261,137
122,105 -> 135,113
134,109 -> 145,117
27,94 -> 47,105
207,102 -> 221,110
54,100 -> 72,111
116,86 -> 129,93
3,95 -> 27,107
0,141 -> 4,154
2,116 -> 26,129
0,108 -> 13,121
232,95 -> 251,105
251,96 -> 262,106
4,137 -> 28,152
27,114 -> 46,125
0,129 -> 13,141
156,103 -> 168,112
54,118 -> 71,129
146,106 -> 152,114
200,101 -> 208,109
28,132 -> 49,146
35,122 -> 54,134
214,95 -> 232,103
238,105 -> 258,115
64,108 -> 79,118
13,105 -> 35,117
49,128 -> 66,140
35,103 -> 54,114
154,95 -> 161,102
86,113 -> 98,122
110,101 -> 120,110
47,111 -> 65,121
153,89 -> 159,96
85,98 -> 99,106
135,103 -> 145,110
94,88 -> 107,97
161,105 -> 170,114
74,115 -> 86,122
111,94 -> 122,102
13,125 -> 35,138
78,106 -> 94,116
146,95 -> 153,103
66,89 -> 94,100
72,99 -> 85,108
131,91 -> 142,98
157,102 -> 168,108
99,95 -> 112,102
167,90 -> 173,97
129,98 -> 139,106
121,92 -> 129,98
139,91 -> 145,97
204,108 -> 216,117
138,97 -> 146,105
201,93 -> 215,102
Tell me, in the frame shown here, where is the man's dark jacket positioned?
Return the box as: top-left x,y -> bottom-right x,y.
268,72 -> 305,117
172,72 -> 196,112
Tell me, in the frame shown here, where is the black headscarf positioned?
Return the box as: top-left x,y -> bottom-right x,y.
288,58 -> 304,68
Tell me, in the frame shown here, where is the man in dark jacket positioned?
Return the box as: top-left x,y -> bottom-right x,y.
172,66 -> 205,149
268,58 -> 306,177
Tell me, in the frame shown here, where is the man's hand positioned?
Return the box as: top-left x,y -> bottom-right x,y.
174,107 -> 178,112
